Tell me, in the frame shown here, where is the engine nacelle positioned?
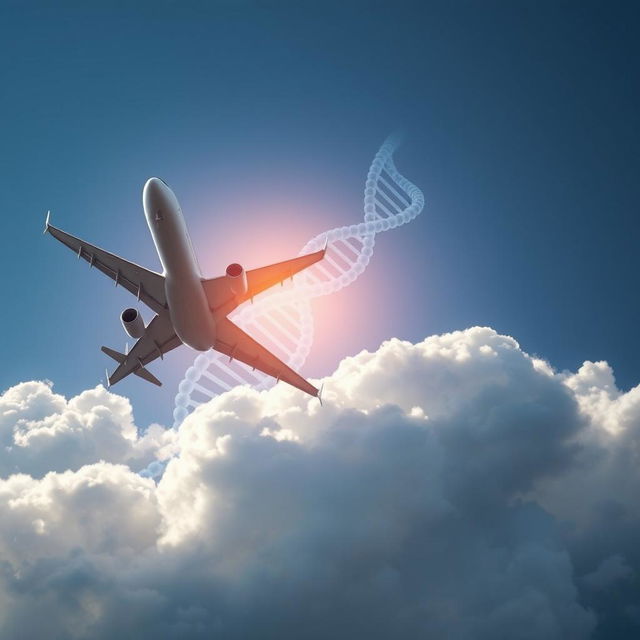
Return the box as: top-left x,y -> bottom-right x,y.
226,263 -> 248,297
121,308 -> 146,339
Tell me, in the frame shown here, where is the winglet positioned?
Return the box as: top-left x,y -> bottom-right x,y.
43,210 -> 51,235
105,369 -> 111,389
322,235 -> 329,254
317,383 -> 324,406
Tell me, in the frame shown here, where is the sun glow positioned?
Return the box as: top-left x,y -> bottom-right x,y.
172,135 -> 425,424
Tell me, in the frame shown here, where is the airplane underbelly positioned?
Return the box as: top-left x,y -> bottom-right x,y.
165,277 -> 215,351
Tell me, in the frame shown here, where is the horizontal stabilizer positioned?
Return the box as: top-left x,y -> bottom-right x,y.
134,367 -> 162,386
105,313 -> 180,387
101,346 -> 126,363
102,345 -> 162,386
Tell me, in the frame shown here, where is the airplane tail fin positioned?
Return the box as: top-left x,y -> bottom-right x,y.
101,346 -> 162,387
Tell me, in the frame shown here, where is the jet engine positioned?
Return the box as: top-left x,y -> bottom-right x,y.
226,263 -> 248,296
121,308 -> 146,339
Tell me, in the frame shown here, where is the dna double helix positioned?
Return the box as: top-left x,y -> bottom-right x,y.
173,134 -> 424,426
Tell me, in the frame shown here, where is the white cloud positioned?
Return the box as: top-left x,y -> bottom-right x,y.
0,381 -> 177,477
1,327 -> 640,637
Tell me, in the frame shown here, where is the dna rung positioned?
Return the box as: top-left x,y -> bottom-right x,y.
173,134 -> 424,426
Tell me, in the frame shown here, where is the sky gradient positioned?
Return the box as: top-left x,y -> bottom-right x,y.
2,3 -> 640,638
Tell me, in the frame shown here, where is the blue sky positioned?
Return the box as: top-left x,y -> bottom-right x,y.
1,0 -> 639,427
3,4 -> 640,638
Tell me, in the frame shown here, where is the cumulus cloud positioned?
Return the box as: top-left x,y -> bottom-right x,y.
0,381 -> 177,477
0,327 -> 639,638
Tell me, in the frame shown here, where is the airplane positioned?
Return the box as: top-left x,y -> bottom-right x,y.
44,177 -> 326,400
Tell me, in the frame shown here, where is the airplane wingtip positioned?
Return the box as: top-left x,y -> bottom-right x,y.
43,210 -> 51,235
317,383 -> 324,406
104,369 -> 111,389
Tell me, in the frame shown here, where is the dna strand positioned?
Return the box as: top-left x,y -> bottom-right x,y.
173,134 -> 424,426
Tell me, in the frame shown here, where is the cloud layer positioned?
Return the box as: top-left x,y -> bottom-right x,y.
0,327 -> 638,638
0,381 -> 177,478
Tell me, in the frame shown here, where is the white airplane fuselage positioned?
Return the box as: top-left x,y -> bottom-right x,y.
142,177 -> 215,350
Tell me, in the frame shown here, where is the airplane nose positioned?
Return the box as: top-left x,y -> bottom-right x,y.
143,177 -> 167,199
143,177 -> 179,224
143,177 -> 174,209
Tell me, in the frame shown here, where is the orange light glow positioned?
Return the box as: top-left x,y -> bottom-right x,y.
185,184 -> 382,377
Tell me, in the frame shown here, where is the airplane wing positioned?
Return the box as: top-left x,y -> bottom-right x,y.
214,317 -> 319,397
103,313 -> 182,387
243,247 -> 326,300
45,215 -> 167,315
202,245 -> 326,315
